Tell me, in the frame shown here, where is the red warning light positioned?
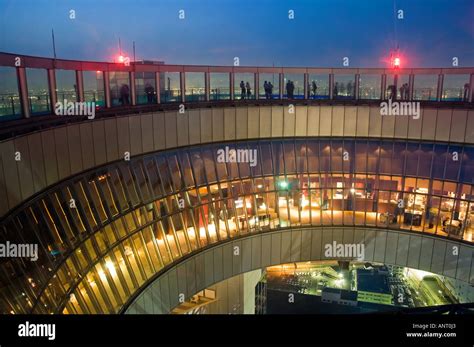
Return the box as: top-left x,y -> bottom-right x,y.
118,55 -> 125,63
393,57 -> 400,68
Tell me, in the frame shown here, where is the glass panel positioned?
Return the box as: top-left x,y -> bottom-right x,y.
308,74 -> 329,99
445,145 -> 462,180
442,74 -> 470,101
405,143 -> 419,176
283,73 -> 304,99
358,74 -> 381,100
185,72 -> 205,101
83,70 -> 105,107
433,144 -> 448,179
413,74 -> 438,101
109,71 -> 130,106
259,73 -> 279,99
160,72 -> 181,102
460,147 -> 474,184
334,74 -> 354,99
55,69 -> 77,102
418,144 -> 433,177
0,66 -> 21,119
26,68 -> 50,115
386,74 -> 409,100
210,72 -> 230,100
135,71 -> 156,104
234,73 -> 255,100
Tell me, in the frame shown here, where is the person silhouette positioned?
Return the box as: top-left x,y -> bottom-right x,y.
240,81 -> 245,99
264,81 -> 269,99
145,83 -> 155,103
387,85 -> 396,100
404,83 -> 409,100
399,84 -> 405,100
246,82 -> 251,99
120,84 -> 130,105
286,80 -> 295,99
464,83 -> 470,101
268,82 -> 274,99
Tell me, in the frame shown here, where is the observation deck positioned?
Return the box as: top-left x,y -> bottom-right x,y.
0,52 -> 474,315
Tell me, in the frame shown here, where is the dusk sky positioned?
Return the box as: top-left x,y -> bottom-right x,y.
0,0 -> 473,67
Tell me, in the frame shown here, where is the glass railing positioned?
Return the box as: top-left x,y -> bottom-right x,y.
160,88 -> 181,103
0,93 -> 22,119
185,88 -> 206,102
210,88 -> 230,100
28,94 -> 50,115
0,52 -> 472,122
84,91 -> 105,107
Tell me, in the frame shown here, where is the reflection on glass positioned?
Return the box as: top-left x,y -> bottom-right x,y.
185,72 -> 205,101
55,69 -> 77,102
83,71 -> 105,107
358,74 -> 381,100
334,74 -> 355,99
0,66 -> 21,119
109,72 -> 130,106
210,73 -> 230,100
413,75 -> 438,101
26,68 -> 51,115
442,74 -> 470,101
160,72 -> 180,102
135,71 -> 157,105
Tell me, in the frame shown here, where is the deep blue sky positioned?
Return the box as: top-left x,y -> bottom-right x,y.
0,0 -> 473,67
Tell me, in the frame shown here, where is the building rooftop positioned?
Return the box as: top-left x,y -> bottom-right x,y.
356,269 -> 391,294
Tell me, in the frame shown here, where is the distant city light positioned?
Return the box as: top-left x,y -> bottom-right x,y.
278,181 -> 289,189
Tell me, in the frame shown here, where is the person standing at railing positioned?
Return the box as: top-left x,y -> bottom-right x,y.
399,84 -> 405,100
145,83 -> 155,104
387,85 -> 396,100
264,81 -> 269,99
268,82 -> 274,99
120,84 -> 130,105
240,81 -> 246,99
286,80 -> 295,99
312,81 -> 317,99
246,82 -> 251,99
464,83 -> 470,102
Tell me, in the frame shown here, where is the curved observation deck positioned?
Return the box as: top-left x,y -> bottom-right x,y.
0,53 -> 474,315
